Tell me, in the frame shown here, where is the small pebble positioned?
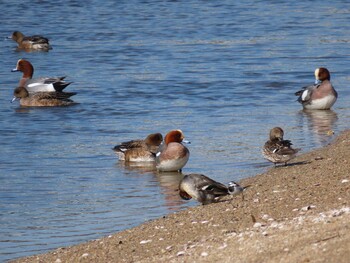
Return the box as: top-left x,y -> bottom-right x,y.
81,253 -> 89,258
55,259 -> 62,263
262,214 -> 269,220
177,251 -> 185,256
218,243 -> 227,249
341,179 -> 349,183
301,205 -> 316,212
140,240 -> 152,244
253,222 -> 262,228
201,252 -> 208,257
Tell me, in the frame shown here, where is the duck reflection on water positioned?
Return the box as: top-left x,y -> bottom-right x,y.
299,109 -> 338,144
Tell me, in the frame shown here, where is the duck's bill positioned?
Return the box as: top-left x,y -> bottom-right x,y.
179,190 -> 192,200
11,97 -> 18,103
182,140 -> 191,144
11,68 -> 19,72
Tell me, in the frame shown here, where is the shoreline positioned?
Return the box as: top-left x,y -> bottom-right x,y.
12,130 -> 350,263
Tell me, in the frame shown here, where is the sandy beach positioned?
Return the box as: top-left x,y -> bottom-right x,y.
12,130 -> 350,263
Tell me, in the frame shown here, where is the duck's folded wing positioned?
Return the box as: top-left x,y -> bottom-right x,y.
113,139 -> 144,152
24,35 -> 50,44
33,91 -> 76,100
42,77 -> 67,84
295,84 -> 318,103
198,175 -> 228,196
26,77 -> 71,92
276,147 -> 298,155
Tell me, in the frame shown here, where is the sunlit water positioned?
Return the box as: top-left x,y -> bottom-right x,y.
1,1 -> 350,261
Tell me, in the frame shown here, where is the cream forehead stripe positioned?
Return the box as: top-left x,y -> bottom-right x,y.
314,68 -> 320,79
16,59 -> 22,69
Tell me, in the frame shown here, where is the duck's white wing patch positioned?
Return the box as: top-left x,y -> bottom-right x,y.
301,89 -> 309,101
26,83 -> 55,92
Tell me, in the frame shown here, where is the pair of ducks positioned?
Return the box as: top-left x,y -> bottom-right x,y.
185,127 -> 299,205
11,59 -> 76,107
113,130 -> 190,172
114,126 -> 298,205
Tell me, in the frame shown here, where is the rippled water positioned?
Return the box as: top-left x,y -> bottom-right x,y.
1,1 -> 350,261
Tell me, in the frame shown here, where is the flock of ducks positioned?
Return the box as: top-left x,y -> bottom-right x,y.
8,31 -> 338,205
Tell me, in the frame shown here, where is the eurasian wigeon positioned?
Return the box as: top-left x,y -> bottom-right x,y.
262,127 -> 300,166
11,59 -> 72,93
11,86 -> 76,107
295,68 -> 337,110
113,133 -> 163,162
156,129 -> 190,172
179,174 -> 249,205
9,31 -> 52,51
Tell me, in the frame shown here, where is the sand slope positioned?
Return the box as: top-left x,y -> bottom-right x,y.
12,130 -> 350,263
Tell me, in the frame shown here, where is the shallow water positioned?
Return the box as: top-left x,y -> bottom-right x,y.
1,0 -> 350,261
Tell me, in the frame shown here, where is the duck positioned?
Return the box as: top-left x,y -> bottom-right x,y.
262,127 -> 300,166
156,129 -> 190,172
295,68 -> 337,110
11,86 -> 76,107
9,31 -> 52,51
113,133 -> 163,162
179,173 -> 249,205
11,59 -> 71,93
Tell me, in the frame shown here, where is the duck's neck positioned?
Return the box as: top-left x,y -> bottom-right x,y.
19,78 -> 29,87
22,65 -> 34,79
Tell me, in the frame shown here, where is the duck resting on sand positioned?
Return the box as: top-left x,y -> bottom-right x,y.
262,127 -> 300,167
179,173 -> 249,205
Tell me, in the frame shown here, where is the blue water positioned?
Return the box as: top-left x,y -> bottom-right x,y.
1,0 -> 350,261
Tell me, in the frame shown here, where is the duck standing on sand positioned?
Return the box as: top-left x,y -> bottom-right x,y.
9,31 -> 52,51
295,68 -> 337,110
262,127 -> 300,167
12,59 -> 71,93
113,133 -> 163,162
11,86 -> 76,107
179,174 -> 249,205
156,130 -> 190,172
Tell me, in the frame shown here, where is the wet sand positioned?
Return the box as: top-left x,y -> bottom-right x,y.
12,130 -> 350,263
